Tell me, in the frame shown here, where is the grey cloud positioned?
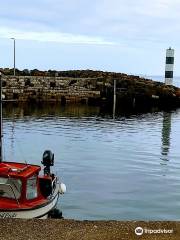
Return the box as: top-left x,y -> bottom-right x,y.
0,0 -> 180,75
1,0 -> 180,44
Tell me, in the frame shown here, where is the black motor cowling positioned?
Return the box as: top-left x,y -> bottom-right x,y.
42,150 -> 54,175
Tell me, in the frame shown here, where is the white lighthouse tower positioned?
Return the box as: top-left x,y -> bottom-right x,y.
165,47 -> 174,85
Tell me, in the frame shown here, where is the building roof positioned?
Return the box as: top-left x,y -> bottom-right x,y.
0,162 -> 41,179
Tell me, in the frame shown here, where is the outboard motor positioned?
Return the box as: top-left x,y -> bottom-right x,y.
41,150 -> 54,175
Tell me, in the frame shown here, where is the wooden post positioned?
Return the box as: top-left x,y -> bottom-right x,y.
0,72 -> 2,162
113,79 -> 116,118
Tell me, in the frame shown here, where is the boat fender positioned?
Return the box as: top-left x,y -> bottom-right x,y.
48,208 -> 63,219
59,183 -> 66,194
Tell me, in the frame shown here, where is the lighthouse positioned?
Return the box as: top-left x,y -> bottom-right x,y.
165,47 -> 174,85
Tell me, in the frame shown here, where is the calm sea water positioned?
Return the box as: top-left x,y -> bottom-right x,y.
2,104 -> 180,220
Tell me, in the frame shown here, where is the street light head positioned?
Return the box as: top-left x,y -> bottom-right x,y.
10,38 -> 15,40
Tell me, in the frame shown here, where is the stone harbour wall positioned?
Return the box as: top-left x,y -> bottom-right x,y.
2,76 -> 100,104
2,74 -> 180,109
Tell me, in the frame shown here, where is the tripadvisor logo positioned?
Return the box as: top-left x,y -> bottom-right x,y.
135,226 -> 174,235
135,227 -> 143,236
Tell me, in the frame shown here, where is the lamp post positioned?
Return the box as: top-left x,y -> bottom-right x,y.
11,38 -> 16,76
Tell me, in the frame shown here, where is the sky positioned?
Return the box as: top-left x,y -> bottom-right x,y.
0,0 -> 180,75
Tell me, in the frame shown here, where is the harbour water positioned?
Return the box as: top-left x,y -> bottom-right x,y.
3,103 -> 180,220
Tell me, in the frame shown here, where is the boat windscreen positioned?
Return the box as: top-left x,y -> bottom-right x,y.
26,175 -> 38,200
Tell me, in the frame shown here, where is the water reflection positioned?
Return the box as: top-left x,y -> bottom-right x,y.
3,107 -> 16,161
10,118 -> 15,160
3,103 -> 100,119
161,111 -> 172,162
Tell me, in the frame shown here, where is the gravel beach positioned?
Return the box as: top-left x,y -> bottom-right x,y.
0,219 -> 180,240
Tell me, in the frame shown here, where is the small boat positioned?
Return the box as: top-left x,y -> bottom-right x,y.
0,72 -> 66,219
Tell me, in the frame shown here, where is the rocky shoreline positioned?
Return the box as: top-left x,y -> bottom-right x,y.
0,219 -> 180,240
1,70 -> 180,109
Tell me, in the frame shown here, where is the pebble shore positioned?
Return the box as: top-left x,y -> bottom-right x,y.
0,219 -> 180,240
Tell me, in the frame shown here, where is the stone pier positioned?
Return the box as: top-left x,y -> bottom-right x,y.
2,76 -> 100,103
